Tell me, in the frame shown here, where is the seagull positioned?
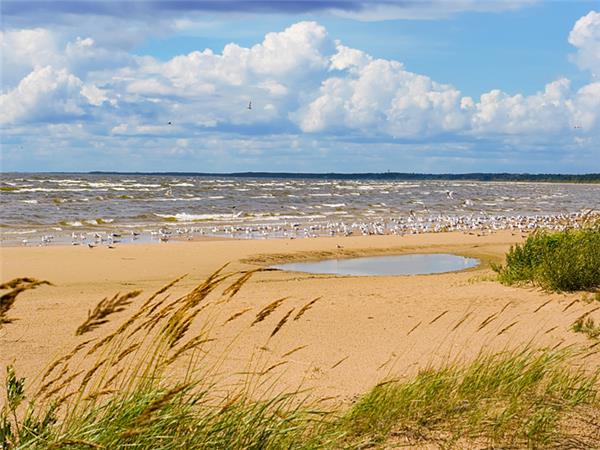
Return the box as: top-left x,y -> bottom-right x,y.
247,101 -> 252,110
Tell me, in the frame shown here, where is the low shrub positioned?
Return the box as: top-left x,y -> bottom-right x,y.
493,225 -> 600,291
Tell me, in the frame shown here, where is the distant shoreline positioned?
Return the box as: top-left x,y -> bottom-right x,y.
4,171 -> 600,183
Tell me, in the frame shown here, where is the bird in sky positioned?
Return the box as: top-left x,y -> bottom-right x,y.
247,101 -> 252,110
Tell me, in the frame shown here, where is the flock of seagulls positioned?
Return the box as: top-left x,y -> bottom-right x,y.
19,210 -> 597,247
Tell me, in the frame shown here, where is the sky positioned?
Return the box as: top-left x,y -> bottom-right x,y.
1,0 -> 600,173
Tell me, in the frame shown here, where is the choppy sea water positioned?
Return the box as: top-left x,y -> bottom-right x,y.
1,174 -> 599,246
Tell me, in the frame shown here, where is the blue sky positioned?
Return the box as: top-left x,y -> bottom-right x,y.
1,0 -> 600,173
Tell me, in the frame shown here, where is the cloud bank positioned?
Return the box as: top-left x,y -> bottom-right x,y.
1,9 -> 600,172
1,0 -> 536,24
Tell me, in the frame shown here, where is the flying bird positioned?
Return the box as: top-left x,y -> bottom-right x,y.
247,101 -> 252,110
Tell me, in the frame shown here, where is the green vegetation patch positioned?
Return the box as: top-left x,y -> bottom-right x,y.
341,350 -> 598,448
493,225 -> 600,291
573,317 -> 600,340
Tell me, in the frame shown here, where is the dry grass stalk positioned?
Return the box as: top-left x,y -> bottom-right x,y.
181,267 -> 234,310
294,297 -> 321,321
42,339 -> 94,382
261,360 -> 288,376
130,297 -> 180,338
251,297 -> 287,326
588,340 -> 600,350
79,358 -> 108,390
270,308 -> 295,337
499,301 -> 513,314
573,306 -> 600,324
223,307 -> 252,325
55,391 -> 78,409
156,271 -> 240,347
281,345 -> 308,358
167,337 -> 215,364
452,312 -> 472,331
497,321 -> 519,336
117,342 -> 142,360
76,290 -> 141,335
331,355 -> 349,369
582,349 -> 600,359
110,279 -> 184,340
122,384 -> 190,437
43,370 -> 84,400
563,299 -> 580,312
0,277 -> 43,290
102,368 -> 125,389
164,303 -> 209,348
113,312 -> 145,339
143,294 -> 173,319
1,277 -> 52,326
477,313 -> 499,331
533,299 -> 553,313
218,393 -> 243,414
407,321 -> 422,336
377,355 -> 395,371
139,275 -> 187,312
545,326 -> 558,334
221,269 -> 261,300
375,378 -> 400,388
84,389 -> 116,402
429,310 -> 449,325
87,333 -> 116,356
37,365 -> 69,397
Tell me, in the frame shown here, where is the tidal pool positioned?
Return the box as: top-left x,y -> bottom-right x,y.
272,253 -> 479,276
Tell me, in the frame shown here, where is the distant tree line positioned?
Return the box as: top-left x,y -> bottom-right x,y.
88,171 -> 600,183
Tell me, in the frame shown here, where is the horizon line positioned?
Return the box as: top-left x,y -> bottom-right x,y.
3,171 -> 600,180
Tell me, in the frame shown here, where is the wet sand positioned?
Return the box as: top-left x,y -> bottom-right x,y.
1,231 -> 598,402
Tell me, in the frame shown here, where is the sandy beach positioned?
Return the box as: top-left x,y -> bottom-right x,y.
2,231 -> 598,403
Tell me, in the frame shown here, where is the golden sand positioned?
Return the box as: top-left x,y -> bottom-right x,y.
2,231 -> 598,401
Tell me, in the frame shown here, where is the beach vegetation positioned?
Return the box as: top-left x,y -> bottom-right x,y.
1,271 -> 599,449
493,224 -> 600,291
573,316 -> 600,340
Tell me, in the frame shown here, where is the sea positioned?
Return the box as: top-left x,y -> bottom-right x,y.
1,174 -> 599,246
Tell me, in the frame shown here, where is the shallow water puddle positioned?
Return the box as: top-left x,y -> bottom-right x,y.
272,253 -> 479,276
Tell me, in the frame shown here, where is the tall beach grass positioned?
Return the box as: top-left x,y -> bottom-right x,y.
1,269 -> 600,449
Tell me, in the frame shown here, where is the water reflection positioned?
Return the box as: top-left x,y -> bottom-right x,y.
272,253 -> 479,276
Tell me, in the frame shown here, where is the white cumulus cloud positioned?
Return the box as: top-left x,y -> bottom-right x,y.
471,78 -> 572,135
0,66 -> 93,124
569,10 -> 600,78
295,55 -> 467,137
2,11 -> 600,171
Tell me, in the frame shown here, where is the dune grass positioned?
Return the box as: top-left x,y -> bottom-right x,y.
573,317 -> 600,340
1,271 -> 600,449
341,349 -> 599,448
493,224 -> 600,292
